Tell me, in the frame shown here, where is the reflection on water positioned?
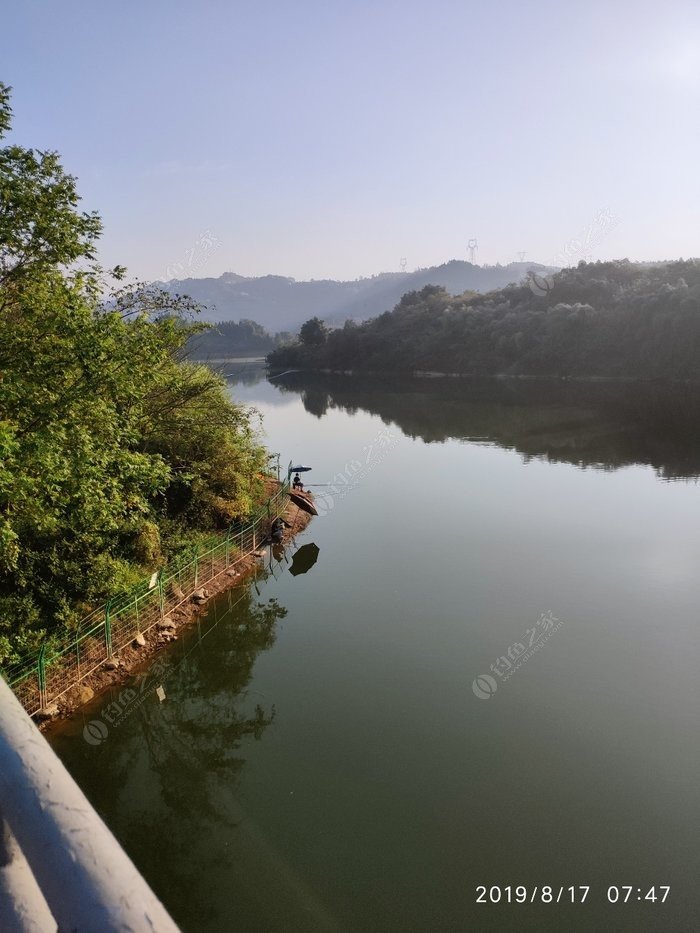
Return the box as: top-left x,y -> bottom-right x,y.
289,542 -> 320,576
274,372 -> 700,480
49,581 -> 299,931
50,371 -> 700,932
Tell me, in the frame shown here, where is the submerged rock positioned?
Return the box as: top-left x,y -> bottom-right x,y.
63,684 -> 94,706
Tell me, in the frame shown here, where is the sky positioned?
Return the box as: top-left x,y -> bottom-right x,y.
2,0 -> 700,282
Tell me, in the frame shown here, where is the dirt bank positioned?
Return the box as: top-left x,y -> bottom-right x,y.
39,488 -> 314,729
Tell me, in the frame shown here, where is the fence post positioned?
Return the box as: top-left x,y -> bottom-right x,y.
37,646 -> 47,712
105,600 -> 113,659
194,547 -> 199,588
225,533 -> 230,568
158,572 -> 165,618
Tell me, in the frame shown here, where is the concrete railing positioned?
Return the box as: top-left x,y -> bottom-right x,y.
0,676 -> 178,931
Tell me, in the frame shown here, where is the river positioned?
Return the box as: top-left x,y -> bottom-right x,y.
49,370 -> 700,932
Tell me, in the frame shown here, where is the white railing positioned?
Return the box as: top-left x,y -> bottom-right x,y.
0,676 -> 178,932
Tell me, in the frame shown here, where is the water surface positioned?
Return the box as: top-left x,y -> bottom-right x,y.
50,373 -> 700,932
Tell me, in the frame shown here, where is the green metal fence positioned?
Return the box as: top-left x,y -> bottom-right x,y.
2,481 -> 291,716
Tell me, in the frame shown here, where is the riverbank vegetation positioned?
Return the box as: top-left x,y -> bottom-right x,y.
0,85 -> 267,665
186,318 -> 293,359
268,260 -> 700,380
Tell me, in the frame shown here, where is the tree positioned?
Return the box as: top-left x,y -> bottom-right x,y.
0,85 -> 267,665
299,316 -> 328,347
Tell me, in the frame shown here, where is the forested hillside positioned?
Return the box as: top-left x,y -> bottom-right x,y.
163,260 -> 556,331
0,85 -> 267,665
267,261 -> 700,380
186,318 -> 290,358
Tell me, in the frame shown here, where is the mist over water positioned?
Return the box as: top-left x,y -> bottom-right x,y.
50,371 -> 700,932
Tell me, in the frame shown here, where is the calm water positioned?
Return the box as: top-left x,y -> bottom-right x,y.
49,372 -> 700,932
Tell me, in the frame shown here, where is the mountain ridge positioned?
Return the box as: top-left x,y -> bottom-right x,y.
161,259 -> 556,331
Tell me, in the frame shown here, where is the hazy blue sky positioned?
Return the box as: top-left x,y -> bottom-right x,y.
2,0 -> 699,281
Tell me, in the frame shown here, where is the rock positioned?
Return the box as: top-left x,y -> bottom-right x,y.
63,684 -> 95,706
104,660 -> 119,671
133,632 -> 146,647
157,616 -> 176,631
225,569 -> 238,578
191,589 -> 208,604
35,703 -> 59,721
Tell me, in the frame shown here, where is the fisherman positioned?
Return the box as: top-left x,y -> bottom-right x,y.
292,473 -> 304,491
269,516 -> 291,544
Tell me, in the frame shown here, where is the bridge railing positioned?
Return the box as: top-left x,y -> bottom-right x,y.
0,674 -> 179,931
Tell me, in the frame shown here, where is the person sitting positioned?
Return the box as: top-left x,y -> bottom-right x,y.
270,517 -> 286,543
292,473 -> 304,491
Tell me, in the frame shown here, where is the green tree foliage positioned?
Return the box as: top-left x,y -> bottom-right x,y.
267,264 -> 700,380
186,318 -> 277,358
0,86 -> 266,664
299,316 -> 328,347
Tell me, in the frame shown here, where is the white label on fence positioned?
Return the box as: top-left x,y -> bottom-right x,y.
148,572 -> 158,591
156,686 -> 166,702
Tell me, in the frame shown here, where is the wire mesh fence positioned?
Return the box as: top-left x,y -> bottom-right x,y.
3,481 -> 290,716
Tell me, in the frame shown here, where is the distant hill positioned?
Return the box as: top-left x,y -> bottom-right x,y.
267,259 -> 700,381
186,319 -> 282,359
161,261 -> 556,332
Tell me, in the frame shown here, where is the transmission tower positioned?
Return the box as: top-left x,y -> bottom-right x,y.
517,251 -> 526,262
467,239 -> 478,263
400,257 -> 407,273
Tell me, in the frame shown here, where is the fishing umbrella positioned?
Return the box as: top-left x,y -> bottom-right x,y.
289,543 -> 320,576
288,464 -> 312,481
289,491 -> 318,515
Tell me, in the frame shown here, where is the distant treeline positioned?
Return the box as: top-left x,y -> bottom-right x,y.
267,260 -> 700,380
163,260 -> 556,332
187,319 -> 292,358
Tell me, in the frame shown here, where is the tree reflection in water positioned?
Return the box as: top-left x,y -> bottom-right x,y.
273,372 -> 700,480
50,575 -> 301,931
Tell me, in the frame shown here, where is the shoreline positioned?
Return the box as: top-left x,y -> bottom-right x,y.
38,489 -> 314,731
268,367 -> 700,386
